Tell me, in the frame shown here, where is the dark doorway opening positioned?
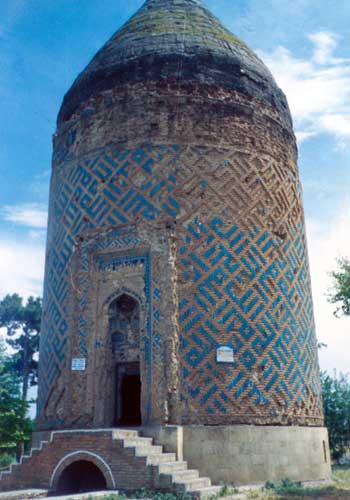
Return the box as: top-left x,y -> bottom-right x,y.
56,460 -> 107,494
114,363 -> 141,426
121,374 -> 141,425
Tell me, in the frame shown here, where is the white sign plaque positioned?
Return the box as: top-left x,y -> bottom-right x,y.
216,346 -> 234,364
71,358 -> 86,371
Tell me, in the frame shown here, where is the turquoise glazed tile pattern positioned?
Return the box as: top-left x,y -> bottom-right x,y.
38,143 -> 322,426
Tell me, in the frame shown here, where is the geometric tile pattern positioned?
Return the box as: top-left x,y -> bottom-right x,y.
38,143 -> 323,425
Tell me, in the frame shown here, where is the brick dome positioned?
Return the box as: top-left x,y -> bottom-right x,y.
58,0 -> 290,126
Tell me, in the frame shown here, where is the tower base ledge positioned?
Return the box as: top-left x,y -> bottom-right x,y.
4,425 -> 330,494
143,424 -> 331,486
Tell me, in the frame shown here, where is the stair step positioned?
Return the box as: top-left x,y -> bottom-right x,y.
175,477 -> 212,492
190,486 -> 223,499
2,463 -> 18,474
0,469 -> 11,476
113,429 -> 140,439
123,437 -> 153,448
146,453 -> 177,465
170,469 -> 200,482
158,469 -> 200,488
135,445 -> 163,456
0,489 -> 48,499
158,461 -> 188,473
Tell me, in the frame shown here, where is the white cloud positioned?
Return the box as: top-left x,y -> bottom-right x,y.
28,229 -> 47,242
258,31 -> 350,144
0,239 -> 45,299
295,130 -> 317,143
307,198 -> 350,375
319,113 -> 350,136
309,32 -> 338,65
2,203 -> 48,229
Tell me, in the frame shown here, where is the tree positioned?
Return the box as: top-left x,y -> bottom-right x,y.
321,371 -> 350,462
0,340 -> 32,453
0,294 -> 42,402
328,257 -> 350,317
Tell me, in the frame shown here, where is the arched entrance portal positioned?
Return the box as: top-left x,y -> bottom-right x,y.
56,460 -> 107,494
109,293 -> 142,426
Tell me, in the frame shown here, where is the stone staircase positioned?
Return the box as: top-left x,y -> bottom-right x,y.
0,428 -> 222,499
0,437 -> 49,482
113,429 -> 222,498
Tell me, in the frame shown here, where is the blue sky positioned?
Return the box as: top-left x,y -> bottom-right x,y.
0,0 -> 349,374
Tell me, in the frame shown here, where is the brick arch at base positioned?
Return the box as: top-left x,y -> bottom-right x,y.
50,450 -> 116,490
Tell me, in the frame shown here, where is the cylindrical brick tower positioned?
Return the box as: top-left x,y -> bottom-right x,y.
37,0 -> 330,485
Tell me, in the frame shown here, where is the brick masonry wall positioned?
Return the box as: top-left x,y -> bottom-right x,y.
36,78 -> 323,431
0,431 -> 154,492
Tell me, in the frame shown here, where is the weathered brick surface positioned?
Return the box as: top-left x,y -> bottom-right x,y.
0,431 -> 153,492
0,429 -> 225,496
58,0 -> 290,125
37,0 -> 324,433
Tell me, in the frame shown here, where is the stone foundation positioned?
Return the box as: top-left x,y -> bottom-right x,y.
144,424 -> 331,485
1,426 -> 331,493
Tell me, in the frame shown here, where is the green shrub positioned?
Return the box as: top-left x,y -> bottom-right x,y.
133,488 -> 154,498
264,480 -> 277,490
101,495 -> 127,500
0,453 -> 14,470
265,478 -> 303,493
219,485 -> 231,497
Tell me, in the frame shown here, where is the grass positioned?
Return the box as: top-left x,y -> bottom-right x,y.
87,496 -> 126,500
246,466 -> 350,499
79,467 -> 350,500
86,491 -> 193,500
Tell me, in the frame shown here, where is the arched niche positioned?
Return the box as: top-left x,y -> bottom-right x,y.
51,451 -> 115,493
108,293 -> 142,426
108,293 -> 140,360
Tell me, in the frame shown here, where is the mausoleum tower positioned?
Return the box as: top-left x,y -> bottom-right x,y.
36,0 -> 330,485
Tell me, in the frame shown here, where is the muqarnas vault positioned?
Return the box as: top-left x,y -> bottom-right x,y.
5,0 -> 333,492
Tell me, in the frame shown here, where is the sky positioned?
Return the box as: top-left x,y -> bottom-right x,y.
0,0 -> 349,375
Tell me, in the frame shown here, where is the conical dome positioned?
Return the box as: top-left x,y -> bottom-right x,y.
59,0 -> 290,125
